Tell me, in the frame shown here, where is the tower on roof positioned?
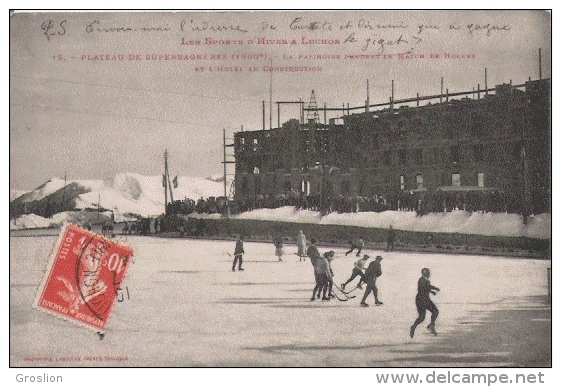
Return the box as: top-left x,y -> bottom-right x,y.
306,90 -> 320,123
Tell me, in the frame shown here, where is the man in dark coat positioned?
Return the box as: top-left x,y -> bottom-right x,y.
360,255 -> 383,307
232,235 -> 245,271
410,268 -> 440,337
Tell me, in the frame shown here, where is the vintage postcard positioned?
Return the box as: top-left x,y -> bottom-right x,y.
10,10 -> 551,375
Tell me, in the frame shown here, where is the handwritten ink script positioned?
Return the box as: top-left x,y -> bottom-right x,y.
36,13 -> 514,73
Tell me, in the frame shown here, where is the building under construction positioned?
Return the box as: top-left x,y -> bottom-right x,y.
232,75 -> 550,216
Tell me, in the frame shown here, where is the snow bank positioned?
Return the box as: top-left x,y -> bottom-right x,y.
232,207 -> 551,240
234,207 -> 322,224
10,214 -> 53,230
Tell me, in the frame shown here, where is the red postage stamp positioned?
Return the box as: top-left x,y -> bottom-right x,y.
33,224 -> 133,332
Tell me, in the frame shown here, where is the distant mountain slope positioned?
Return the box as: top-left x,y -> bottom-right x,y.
10,173 -> 229,218
10,189 -> 29,202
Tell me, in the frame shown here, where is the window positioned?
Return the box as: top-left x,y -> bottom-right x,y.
451,146 -> 460,164
341,180 -> 351,196
398,149 -> 406,165
477,172 -> 484,187
472,145 -> 482,163
240,176 -> 248,194
253,167 -> 260,174
383,150 -> 392,166
513,142 -> 523,159
240,138 -> 245,145
416,174 -> 423,189
255,177 -> 262,194
400,175 -> 405,190
452,173 -> 461,187
413,149 -> 423,165
301,180 -> 310,195
433,148 -> 440,164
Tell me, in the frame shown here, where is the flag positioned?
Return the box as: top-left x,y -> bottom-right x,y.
173,176 -> 178,189
162,174 -> 166,187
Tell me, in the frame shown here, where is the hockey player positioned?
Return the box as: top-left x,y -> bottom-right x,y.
325,251 -> 336,298
410,268 -> 440,337
232,235 -> 245,271
314,252 -> 333,301
307,239 -> 323,301
296,230 -> 307,261
345,237 -> 364,257
360,255 -> 384,307
341,254 -> 369,290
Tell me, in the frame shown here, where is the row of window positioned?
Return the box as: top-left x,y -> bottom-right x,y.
400,173 -> 485,190
241,172 -> 486,197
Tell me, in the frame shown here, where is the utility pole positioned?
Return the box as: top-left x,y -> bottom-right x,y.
222,129 -> 236,217
164,149 -> 168,216
223,129 -> 227,201
269,58 -> 273,129
60,169 -> 67,214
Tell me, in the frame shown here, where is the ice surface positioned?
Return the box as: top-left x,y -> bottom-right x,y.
10,236 -> 550,367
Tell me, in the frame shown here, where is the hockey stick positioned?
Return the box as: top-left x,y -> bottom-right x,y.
341,285 -> 360,295
331,291 -> 349,302
333,284 -> 356,299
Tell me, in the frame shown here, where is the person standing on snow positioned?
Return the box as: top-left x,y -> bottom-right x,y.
296,230 -> 307,261
387,225 -> 396,252
410,268 -> 440,338
232,235 -> 245,271
360,255 -> 384,307
274,234 -> 284,261
341,254 -> 370,290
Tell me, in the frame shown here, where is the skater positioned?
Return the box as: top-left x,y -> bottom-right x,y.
306,238 -> 321,267
345,237 -> 364,257
313,251 -> 333,301
387,225 -> 395,252
341,254 -> 370,290
274,234 -> 284,261
410,268 -> 440,338
360,255 -> 384,307
307,239 -> 323,301
325,251 -> 336,298
296,230 -> 307,261
232,235 -> 245,271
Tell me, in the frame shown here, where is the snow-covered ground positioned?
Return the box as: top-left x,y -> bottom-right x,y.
10,236 -> 550,367
9,211 -> 137,230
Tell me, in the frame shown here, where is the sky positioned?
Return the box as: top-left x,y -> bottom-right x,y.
9,10 -> 552,190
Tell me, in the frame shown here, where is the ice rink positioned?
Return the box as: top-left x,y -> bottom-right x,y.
10,235 -> 551,367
